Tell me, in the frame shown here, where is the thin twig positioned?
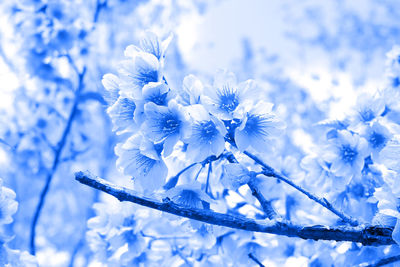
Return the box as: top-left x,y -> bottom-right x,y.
164,162 -> 198,190
243,150 -> 359,226
224,151 -> 279,219
205,162 -> 212,194
30,67 -> 86,255
360,255 -> 400,267
248,253 -> 265,267
164,155 -> 222,190
248,178 -> 278,219
75,171 -> 395,246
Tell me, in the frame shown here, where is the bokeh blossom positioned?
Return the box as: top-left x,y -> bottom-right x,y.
0,179 -> 18,226
323,130 -> 368,179
361,122 -> 392,161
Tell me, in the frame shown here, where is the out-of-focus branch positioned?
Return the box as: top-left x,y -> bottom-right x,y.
243,150 -> 359,226
30,67 -> 86,255
248,253 -> 265,267
75,171 -> 395,246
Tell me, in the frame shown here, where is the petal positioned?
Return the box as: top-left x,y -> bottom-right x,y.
183,75 -> 203,104
186,104 -> 210,121
124,44 -> 141,58
392,219 -> 400,245
163,134 -> 179,157
140,31 -> 162,59
213,69 -> 237,89
211,135 -> 225,155
235,128 -> 250,151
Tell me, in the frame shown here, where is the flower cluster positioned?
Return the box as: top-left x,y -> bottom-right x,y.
298,46 -> 400,236
104,32 -> 285,194
0,178 -> 36,266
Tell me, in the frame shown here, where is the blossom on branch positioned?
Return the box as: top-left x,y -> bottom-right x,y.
234,101 -> 285,153
185,105 -> 226,162
115,134 -> 168,192
323,130 -> 368,179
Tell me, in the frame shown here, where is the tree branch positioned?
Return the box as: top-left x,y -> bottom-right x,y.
247,178 -> 278,219
248,253 -> 265,267
224,151 -> 279,219
360,255 -> 400,267
75,171 -> 395,246
243,150 -> 359,226
30,67 -> 86,255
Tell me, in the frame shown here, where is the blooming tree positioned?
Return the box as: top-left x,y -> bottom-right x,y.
1,0 -> 400,266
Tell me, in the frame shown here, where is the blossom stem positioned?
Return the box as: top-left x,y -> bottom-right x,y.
164,162 -> 198,190
248,253 -> 265,267
205,162 -> 212,194
224,151 -> 279,219
75,171 -> 393,245
194,165 -> 203,181
243,151 -> 360,226
30,67 -> 86,255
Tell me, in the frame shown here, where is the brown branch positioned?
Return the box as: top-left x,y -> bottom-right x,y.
75,171 -> 395,246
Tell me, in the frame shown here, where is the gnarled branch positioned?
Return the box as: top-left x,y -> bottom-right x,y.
75,171 -> 395,246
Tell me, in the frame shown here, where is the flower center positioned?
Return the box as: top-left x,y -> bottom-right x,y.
244,114 -> 270,137
134,69 -> 158,87
360,108 -> 375,122
123,230 -> 138,244
147,92 -> 168,106
341,145 -> 358,164
369,131 -> 386,149
218,86 -> 239,112
162,114 -> 181,135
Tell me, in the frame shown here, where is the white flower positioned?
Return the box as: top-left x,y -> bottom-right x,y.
125,31 -> 172,66
185,105 -> 227,162
107,96 -> 136,134
221,163 -> 251,190
133,82 -> 174,126
165,182 -> 213,209
180,74 -> 204,105
353,94 -> 385,124
115,134 -> 168,192
201,69 -> 257,120
323,130 -> 369,179
234,101 -> 285,153
101,73 -> 120,105
118,52 -> 162,98
0,179 -> 18,226
380,136 -> 400,172
141,100 -> 191,156
361,122 -> 392,161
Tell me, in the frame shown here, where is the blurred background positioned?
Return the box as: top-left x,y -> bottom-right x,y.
0,0 -> 399,266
